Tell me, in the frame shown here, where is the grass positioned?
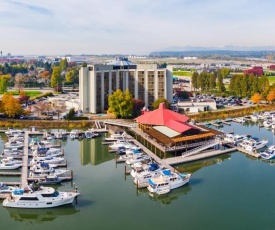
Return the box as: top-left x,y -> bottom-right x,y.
0,91 -> 42,97
173,71 -> 192,77
268,76 -> 275,85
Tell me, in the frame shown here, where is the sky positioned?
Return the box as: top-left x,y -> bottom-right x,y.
0,0 -> 275,55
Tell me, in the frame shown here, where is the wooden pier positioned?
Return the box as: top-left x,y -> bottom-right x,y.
236,147 -> 261,158
163,148 -> 237,165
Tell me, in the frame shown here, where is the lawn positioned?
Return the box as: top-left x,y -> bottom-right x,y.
0,91 -> 42,97
173,71 -> 192,76
268,76 -> 275,84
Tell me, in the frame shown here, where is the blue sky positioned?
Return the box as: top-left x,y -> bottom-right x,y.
0,0 -> 275,55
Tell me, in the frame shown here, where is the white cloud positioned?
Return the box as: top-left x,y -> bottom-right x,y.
0,0 -> 275,55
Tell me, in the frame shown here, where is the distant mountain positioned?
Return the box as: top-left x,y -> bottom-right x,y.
156,45 -> 275,52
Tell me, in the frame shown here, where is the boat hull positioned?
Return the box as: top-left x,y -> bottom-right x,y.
3,193 -> 78,209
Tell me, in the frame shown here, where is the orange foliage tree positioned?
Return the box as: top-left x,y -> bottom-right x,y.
266,90 -> 275,104
1,92 -> 23,117
251,93 -> 262,104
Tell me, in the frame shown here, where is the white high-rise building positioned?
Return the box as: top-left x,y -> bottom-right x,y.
79,58 -> 173,113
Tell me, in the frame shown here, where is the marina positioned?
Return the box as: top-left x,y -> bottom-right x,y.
0,114 -> 275,228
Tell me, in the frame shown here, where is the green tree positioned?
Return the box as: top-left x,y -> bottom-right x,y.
60,58 -> 68,72
152,98 -> 170,110
66,70 -> 77,83
220,68 -> 230,78
51,66 -> 62,88
108,89 -> 133,118
82,62 -> 87,67
66,108 -> 75,120
191,72 -> 199,91
0,74 -> 10,92
217,72 -> 226,93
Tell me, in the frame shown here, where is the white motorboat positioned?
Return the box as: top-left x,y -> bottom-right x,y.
263,120 -> 273,128
133,167 -> 163,188
2,184 -> 79,208
84,131 -> 98,139
261,149 -> 275,160
32,148 -> 63,158
4,141 -> 24,149
31,162 -> 56,174
131,163 -> 160,178
147,169 -> 191,194
116,150 -> 143,163
54,132 -> 63,139
0,157 -> 22,170
29,168 -> 70,178
2,148 -> 23,156
242,139 -> 268,152
125,155 -> 151,165
30,156 -> 65,165
70,130 -> 80,139
103,132 -> 127,143
109,140 -> 137,151
5,128 -> 24,137
0,183 -> 17,194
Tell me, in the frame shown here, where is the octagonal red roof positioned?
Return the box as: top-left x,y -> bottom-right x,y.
135,102 -> 189,125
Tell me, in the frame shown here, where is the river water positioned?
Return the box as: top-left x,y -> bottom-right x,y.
0,121 -> 275,230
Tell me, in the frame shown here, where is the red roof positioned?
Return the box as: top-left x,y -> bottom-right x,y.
135,102 -> 189,125
164,119 -> 196,133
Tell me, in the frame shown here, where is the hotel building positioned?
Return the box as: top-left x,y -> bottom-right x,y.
79,59 -> 173,113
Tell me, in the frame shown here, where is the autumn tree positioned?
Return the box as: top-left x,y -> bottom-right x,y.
251,93 -> 262,104
1,92 -> 23,117
51,66 -> 62,88
267,90 -> 275,104
14,73 -> 25,91
108,89 -> 133,118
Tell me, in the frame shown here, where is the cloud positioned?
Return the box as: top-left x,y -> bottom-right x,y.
0,0 -> 275,55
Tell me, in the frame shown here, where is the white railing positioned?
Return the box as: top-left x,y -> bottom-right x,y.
182,139 -> 220,158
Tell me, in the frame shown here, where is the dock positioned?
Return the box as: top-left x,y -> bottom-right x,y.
236,147 -> 261,158
162,148 -> 237,165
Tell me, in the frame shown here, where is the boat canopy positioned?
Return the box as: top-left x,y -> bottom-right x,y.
162,170 -> 171,176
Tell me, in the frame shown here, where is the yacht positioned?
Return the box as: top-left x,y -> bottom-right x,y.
103,132 -> 127,143
109,140 -> 137,151
30,162 -> 57,175
37,176 -> 63,185
0,157 -> 22,170
242,139 -> 268,152
70,130 -> 80,139
2,148 -> 23,156
31,156 -> 65,165
125,155 -> 152,165
2,184 -> 79,208
133,170 -> 163,188
147,170 -> 191,194
261,149 -> 275,160
4,141 -> 24,149
5,129 -> 24,137
84,130 -> 98,139
0,183 -> 17,194
131,163 -> 160,178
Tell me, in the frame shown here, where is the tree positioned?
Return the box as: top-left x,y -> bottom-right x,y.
82,62 -> 87,67
29,65 -> 34,71
191,72 -> 199,90
51,66 -> 62,88
59,58 -> 68,72
217,72 -> 226,93
251,93 -> 262,104
66,108 -> 75,120
108,89 -> 133,118
66,70 -> 77,83
14,73 -> 25,91
152,98 -> 170,110
0,74 -> 10,92
1,92 -> 23,117
132,98 -> 145,118
267,90 -> 275,103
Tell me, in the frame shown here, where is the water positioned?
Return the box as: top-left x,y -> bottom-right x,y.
0,123 -> 275,230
